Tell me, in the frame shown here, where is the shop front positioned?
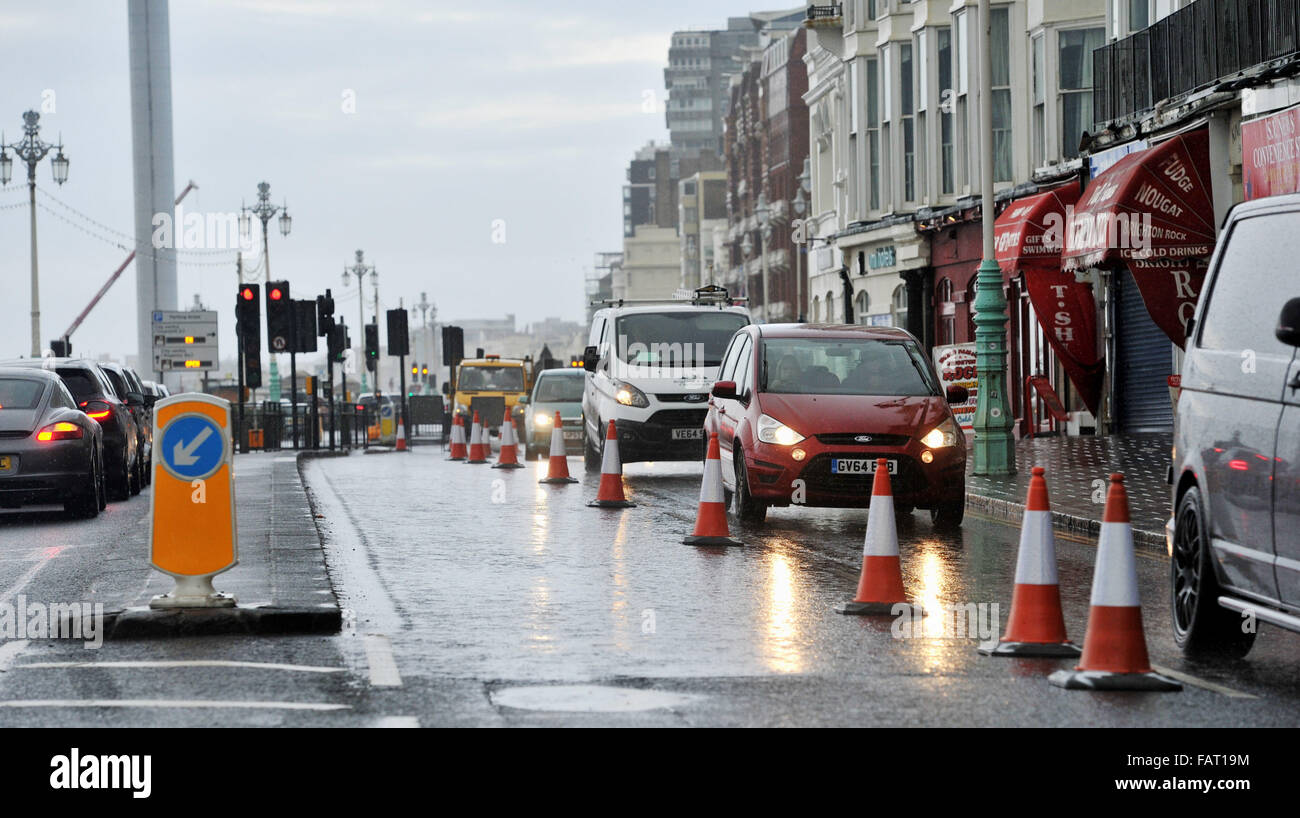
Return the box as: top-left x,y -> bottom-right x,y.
834,220 -> 929,334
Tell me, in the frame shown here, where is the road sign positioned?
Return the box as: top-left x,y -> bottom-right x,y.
152,310 -> 219,371
149,393 -> 238,608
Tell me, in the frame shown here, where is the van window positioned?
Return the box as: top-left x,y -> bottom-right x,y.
614,311 -> 749,368
1199,214 -> 1297,359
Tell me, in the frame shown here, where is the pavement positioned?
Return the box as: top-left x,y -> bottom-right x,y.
965,432 -> 1172,549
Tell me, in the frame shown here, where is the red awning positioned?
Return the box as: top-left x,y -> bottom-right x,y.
1062,129 -> 1214,271
994,185 -> 1103,416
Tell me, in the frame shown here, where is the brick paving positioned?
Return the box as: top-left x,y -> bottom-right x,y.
964,433 -> 1172,549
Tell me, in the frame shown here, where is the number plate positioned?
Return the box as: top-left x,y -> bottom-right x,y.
831,458 -> 896,475
0,455 -> 13,474
672,428 -> 705,440
563,430 -> 583,440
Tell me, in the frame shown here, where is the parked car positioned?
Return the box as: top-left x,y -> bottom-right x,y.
1168,193 -> 1300,658
581,285 -> 750,470
0,358 -> 140,501
518,368 -> 585,460
704,324 -> 968,527
0,367 -> 106,518
100,362 -> 152,485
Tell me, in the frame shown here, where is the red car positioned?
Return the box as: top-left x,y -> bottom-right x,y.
705,324 -> 968,527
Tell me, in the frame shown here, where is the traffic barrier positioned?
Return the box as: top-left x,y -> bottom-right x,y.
493,416 -> 525,469
682,433 -> 741,546
588,420 -> 635,508
980,467 -> 1080,657
837,459 -> 922,615
1049,474 -> 1182,692
447,414 -> 467,461
466,410 -> 489,464
538,410 -> 578,484
149,393 -> 238,608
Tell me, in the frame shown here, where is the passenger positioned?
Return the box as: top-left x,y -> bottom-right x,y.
769,355 -> 803,392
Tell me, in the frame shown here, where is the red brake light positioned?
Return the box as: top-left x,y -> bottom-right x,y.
37,421 -> 83,442
79,400 -> 112,421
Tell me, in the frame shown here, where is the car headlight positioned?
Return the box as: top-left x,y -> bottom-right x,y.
454,403 -> 468,415
920,418 -> 958,449
534,411 -> 553,428
612,380 -> 649,408
757,413 -> 804,445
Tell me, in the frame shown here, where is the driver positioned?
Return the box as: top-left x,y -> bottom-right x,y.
769,354 -> 803,392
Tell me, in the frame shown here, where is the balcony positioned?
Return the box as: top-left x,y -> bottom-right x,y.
1092,0 -> 1300,127
805,4 -> 843,28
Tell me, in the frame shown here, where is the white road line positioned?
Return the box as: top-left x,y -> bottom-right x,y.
364,634 -> 402,687
14,660 -> 345,674
0,546 -> 62,605
0,640 -> 30,672
372,716 -> 420,728
1151,664 -> 1258,699
0,699 -> 349,710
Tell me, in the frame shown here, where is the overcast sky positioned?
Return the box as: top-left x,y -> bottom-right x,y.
0,0 -> 766,364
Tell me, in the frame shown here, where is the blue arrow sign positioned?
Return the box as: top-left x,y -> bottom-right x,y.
160,414 -> 226,481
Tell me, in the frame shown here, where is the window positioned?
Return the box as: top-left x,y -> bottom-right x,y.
1199,216 -> 1296,357
937,277 -> 955,346
938,27 -> 953,194
882,45 -> 892,123
811,295 -> 822,323
1059,28 -> 1104,160
901,42 -> 915,202
760,338 -> 939,396
0,378 -> 45,410
955,11 -> 968,96
867,57 -> 881,210
991,6 -> 1012,182
891,284 -> 908,329
1128,0 -> 1150,33
856,290 -> 871,324
733,334 -> 754,396
1032,33 -> 1046,169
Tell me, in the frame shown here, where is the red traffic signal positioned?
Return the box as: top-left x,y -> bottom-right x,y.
269,287 -> 284,301
241,286 -> 256,301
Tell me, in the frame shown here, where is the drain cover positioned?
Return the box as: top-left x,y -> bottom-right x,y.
490,685 -> 700,713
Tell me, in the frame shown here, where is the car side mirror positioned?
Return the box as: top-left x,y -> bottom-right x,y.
712,380 -> 737,400
946,384 -> 969,404
143,393 -> 158,407
582,345 -> 600,373
1275,297 -> 1300,347
125,392 -> 145,407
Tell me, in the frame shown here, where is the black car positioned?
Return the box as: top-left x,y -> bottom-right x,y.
0,368 -> 106,518
101,362 -> 153,486
0,358 -> 141,501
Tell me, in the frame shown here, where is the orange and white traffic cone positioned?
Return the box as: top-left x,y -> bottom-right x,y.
588,420 -> 634,508
538,411 -> 578,484
682,433 -> 741,546
1049,474 -> 1181,691
447,414 -> 467,461
466,411 -> 488,464
493,416 -> 525,469
837,459 -> 922,615
981,467 -> 1080,657
396,417 -> 407,452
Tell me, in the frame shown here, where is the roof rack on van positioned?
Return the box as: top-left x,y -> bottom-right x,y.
590,284 -> 747,308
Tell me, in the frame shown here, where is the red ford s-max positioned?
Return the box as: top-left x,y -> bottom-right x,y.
705,323 -> 968,527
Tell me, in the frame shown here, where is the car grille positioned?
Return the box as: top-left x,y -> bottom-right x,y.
655,393 -> 710,404
814,432 -> 911,447
799,453 -> 926,496
646,409 -> 709,427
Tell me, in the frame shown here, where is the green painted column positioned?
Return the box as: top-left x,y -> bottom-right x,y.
971,258 -> 1016,475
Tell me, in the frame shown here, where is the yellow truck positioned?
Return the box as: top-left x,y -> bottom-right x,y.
448,354 -> 532,434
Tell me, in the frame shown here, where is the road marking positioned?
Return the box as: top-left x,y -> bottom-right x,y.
1150,664 -> 1258,699
364,634 -> 402,687
372,716 -> 420,728
0,546 -> 63,605
14,660 -> 345,674
0,640 -> 29,672
0,699 -> 350,710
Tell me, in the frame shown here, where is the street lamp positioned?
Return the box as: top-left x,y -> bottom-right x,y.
1,110 -> 69,356
240,181 -> 291,280
343,249 -> 377,392
794,158 -> 812,323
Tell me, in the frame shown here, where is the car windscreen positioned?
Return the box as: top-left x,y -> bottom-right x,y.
535,374 -> 584,403
760,338 -> 940,397
458,366 -> 524,391
0,378 -> 45,410
615,312 -> 748,367
56,369 -> 106,402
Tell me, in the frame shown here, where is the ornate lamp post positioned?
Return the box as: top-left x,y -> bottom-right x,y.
239,181 -> 291,280
793,157 -> 812,323
342,249 -> 377,392
1,111 -> 70,356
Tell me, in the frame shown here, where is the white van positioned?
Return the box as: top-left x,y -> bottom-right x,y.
581,286 -> 751,469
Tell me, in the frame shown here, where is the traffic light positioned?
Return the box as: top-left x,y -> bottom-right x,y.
364,323 -> 379,372
237,283 -> 262,389
266,280 -> 291,352
386,308 -> 409,357
293,300 -> 317,353
442,325 -> 464,367
410,363 -> 419,383
316,290 -> 335,336
327,324 -> 348,363
49,337 -> 71,357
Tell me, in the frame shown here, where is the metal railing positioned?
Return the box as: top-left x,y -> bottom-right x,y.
805,4 -> 843,23
1093,0 -> 1300,127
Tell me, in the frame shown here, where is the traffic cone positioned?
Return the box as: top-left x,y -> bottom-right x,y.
837,459 -> 922,615
396,417 -> 407,452
447,414 -> 466,461
981,467 -> 1080,657
493,415 -> 525,469
466,411 -> 488,464
588,420 -> 635,508
1049,474 -> 1181,691
682,433 -> 741,546
538,410 -> 578,484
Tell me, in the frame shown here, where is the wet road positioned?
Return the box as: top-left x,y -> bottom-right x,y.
1,445 -> 1298,726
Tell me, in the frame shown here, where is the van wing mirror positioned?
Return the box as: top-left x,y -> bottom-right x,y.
712,380 -> 737,400
1275,298 -> 1300,347
582,345 -> 600,373
946,384 -> 969,404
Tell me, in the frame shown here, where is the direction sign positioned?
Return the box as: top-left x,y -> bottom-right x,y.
149,393 -> 238,607
152,310 -> 219,372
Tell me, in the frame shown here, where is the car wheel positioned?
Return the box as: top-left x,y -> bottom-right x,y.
1171,486 -> 1256,659
128,453 -> 142,496
584,427 -> 601,473
65,457 -> 100,519
108,451 -> 131,502
929,499 -> 964,529
895,503 -> 915,515
732,444 -> 767,524
97,450 -> 107,510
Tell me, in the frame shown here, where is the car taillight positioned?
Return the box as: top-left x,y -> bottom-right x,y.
79,400 -> 112,420
37,421 -> 83,442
